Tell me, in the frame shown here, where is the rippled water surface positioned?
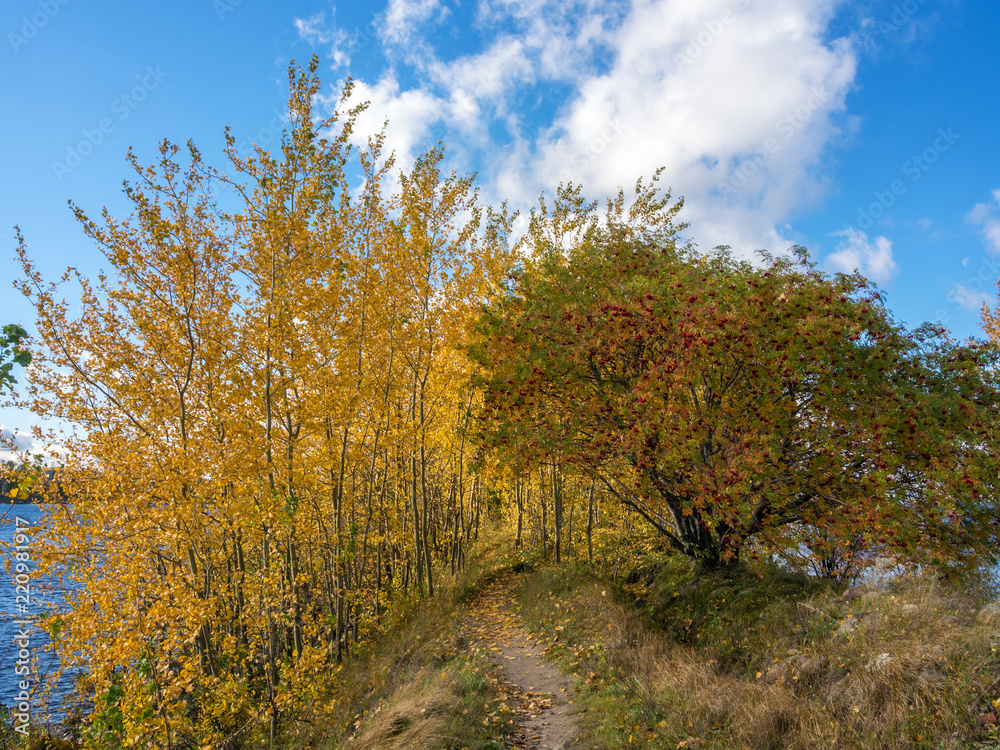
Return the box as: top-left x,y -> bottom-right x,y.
0,503 -> 80,722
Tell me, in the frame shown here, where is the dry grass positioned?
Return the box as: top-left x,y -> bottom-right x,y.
350,666 -> 458,750
282,539 -> 516,750
517,562 -> 1000,750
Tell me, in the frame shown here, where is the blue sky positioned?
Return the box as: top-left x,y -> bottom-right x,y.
2,0 -> 999,446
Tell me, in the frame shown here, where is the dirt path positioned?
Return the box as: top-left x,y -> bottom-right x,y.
461,573 -> 582,750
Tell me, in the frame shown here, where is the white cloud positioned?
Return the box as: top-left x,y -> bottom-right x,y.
824,227 -> 898,284
294,11 -> 353,68
0,425 -> 36,455
968,188 -> 1000,254
344,75 -> 445,167
383,0 -> 449,46
947,281 -> 991,313
294,12 -> 330,43
513,0 -> 857,252
307,0 -> 859,255
0,424 -> 66,465
429,38 -> 533,103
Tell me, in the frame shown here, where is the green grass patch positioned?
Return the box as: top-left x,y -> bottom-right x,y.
513,556 -> 1000,750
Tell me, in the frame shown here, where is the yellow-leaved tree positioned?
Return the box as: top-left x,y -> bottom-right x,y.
16,57 -> 514,748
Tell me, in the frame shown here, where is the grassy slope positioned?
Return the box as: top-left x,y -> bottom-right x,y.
283,543 -> 522,750
13,537 -> 1000,750
515,556 -> 1000,750
282,537 -> 1000,750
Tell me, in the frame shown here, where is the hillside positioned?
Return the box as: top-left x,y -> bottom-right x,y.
515,558 -> 1000,749
277,542 -> 1000,750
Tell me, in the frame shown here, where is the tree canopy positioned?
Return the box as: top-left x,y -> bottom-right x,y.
15,57 -> 513,746
470,179 -> 1000,573
0,322 -> 31,395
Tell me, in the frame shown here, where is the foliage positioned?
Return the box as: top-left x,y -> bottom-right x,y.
0,453 -> 62,502
0,323 -> 31,396
470,178 -> 1000,573
15,56 -> 512,747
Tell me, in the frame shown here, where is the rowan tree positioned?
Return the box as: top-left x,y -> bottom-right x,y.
470,178 -> 1000,574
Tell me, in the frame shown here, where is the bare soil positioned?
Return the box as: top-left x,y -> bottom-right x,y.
462,573 -> 582,749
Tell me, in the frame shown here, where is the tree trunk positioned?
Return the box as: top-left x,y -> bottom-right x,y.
514,480 -> 524,549
586,480 -> 595,566
553,465 -> 563,564
410,447 -> 423,592
420,427 -> 434,597
539,466 -> 548,559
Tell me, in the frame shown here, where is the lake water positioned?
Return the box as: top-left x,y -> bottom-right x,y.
0,503 -> 80,728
